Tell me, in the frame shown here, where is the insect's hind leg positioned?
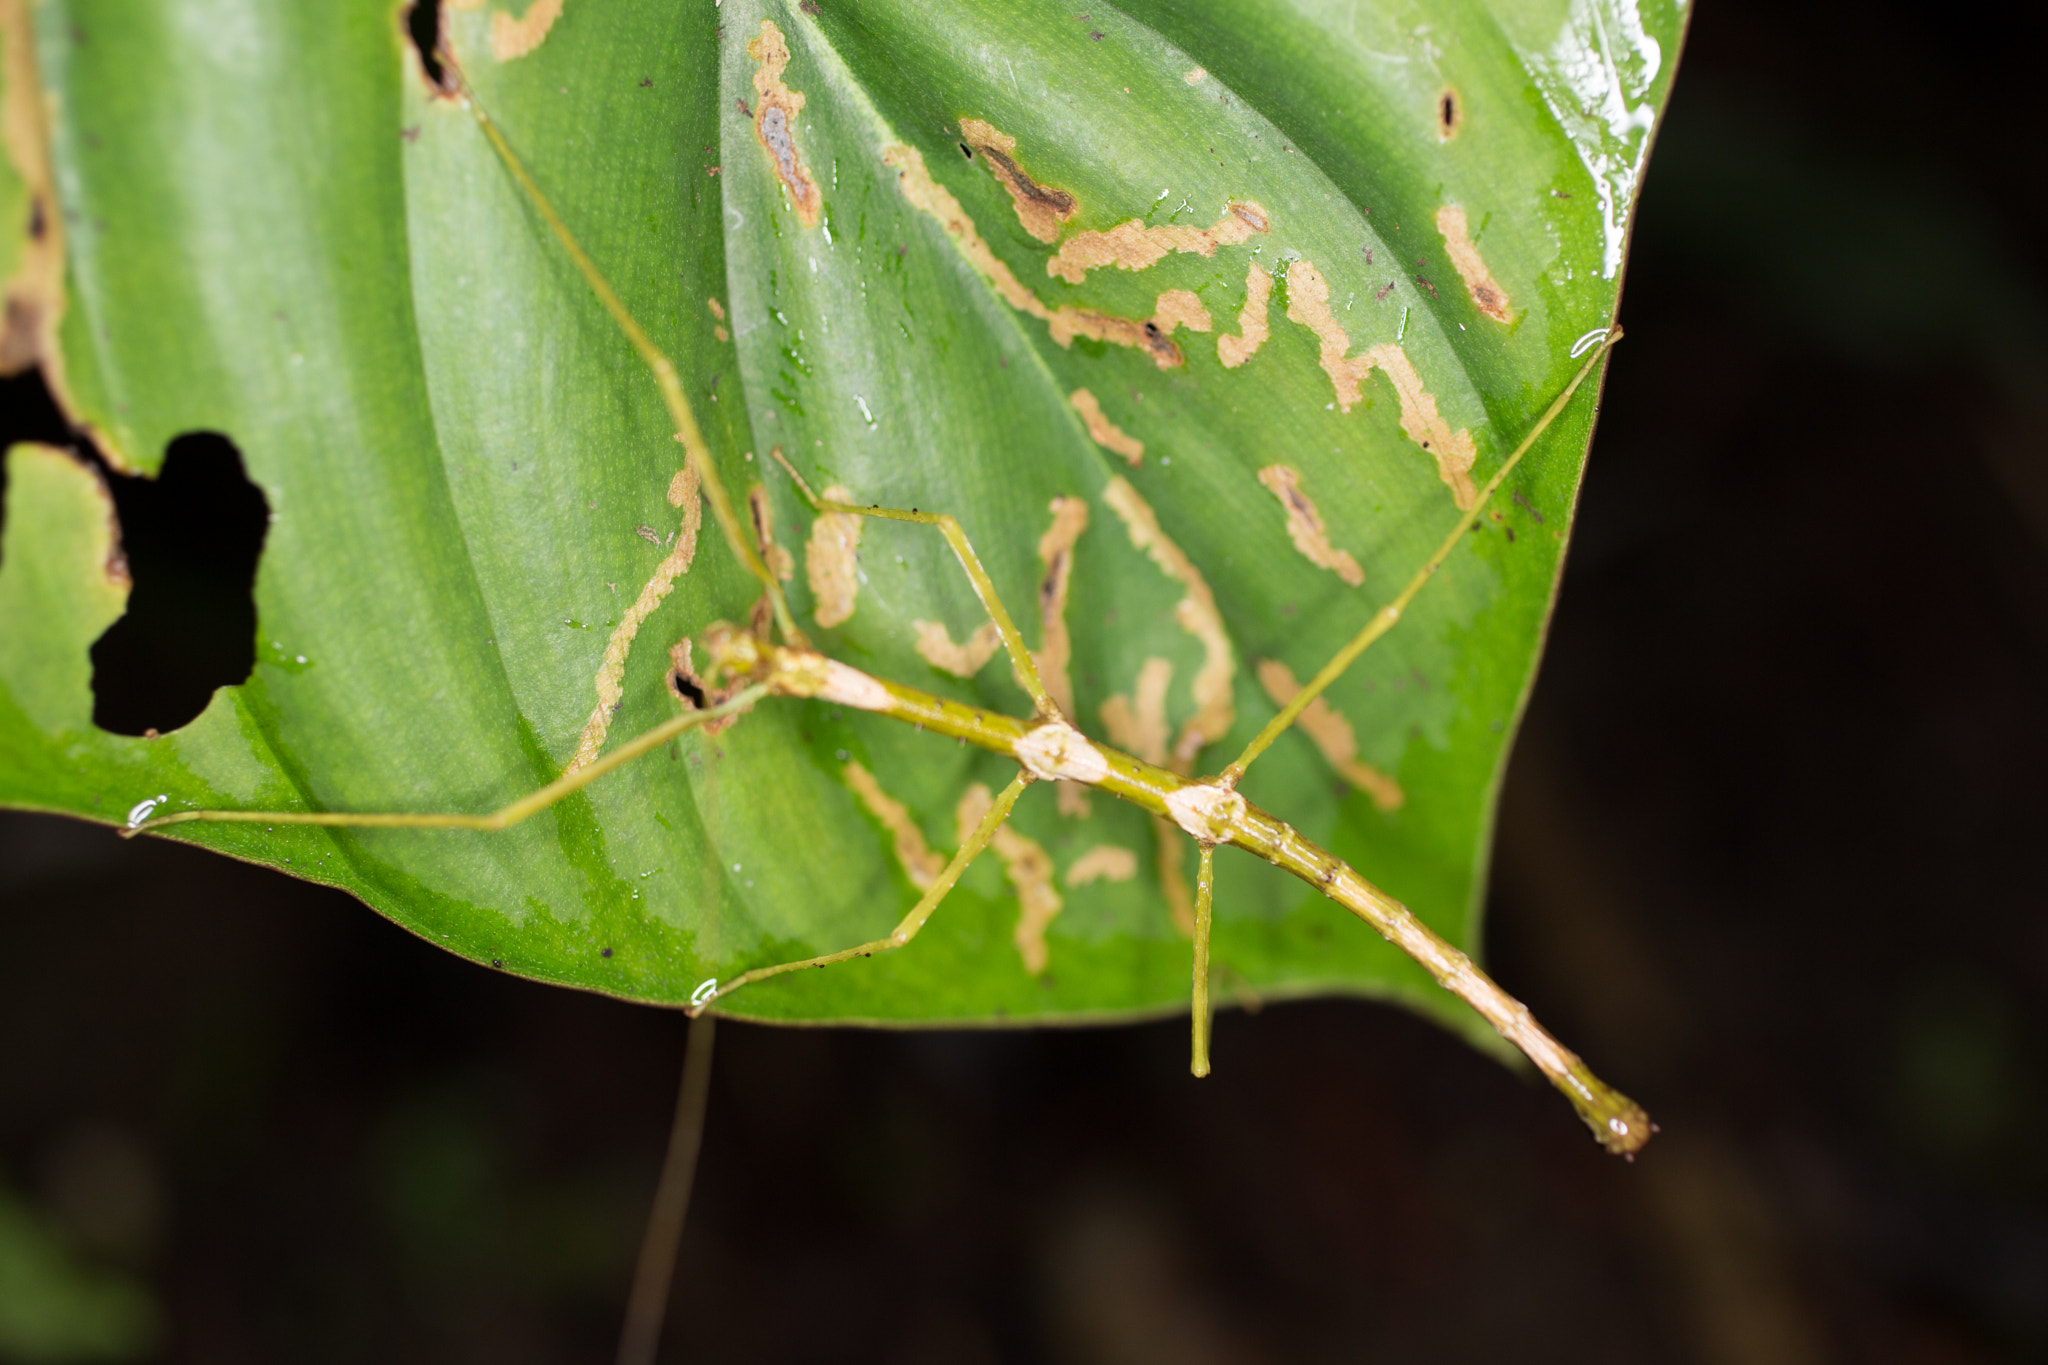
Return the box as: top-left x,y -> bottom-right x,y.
690,771 -> 1034,1014
1190,843 -> 1217,1077
768,449 -> 1061,720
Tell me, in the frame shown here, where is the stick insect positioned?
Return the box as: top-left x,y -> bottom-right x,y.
124,66 -> 1653,1158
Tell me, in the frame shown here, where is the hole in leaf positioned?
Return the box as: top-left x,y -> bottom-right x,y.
405,0 -> 451,93
90,434 -> 270,737
0,366 -> 81,572
667,640 -> 709,709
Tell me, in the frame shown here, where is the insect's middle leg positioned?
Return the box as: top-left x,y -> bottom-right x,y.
690,771 -> 1034,1014
1190,843 -> 1217,1077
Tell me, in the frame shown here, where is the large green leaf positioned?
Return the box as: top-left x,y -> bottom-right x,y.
0,0 -> 1683,1032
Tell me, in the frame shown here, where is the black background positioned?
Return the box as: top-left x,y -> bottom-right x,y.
4,0 -> 2046,1359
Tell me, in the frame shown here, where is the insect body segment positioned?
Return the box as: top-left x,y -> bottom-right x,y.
696,615 -> 1652,1155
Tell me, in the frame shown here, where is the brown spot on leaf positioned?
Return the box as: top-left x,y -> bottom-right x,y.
666,639 -> 724,721
1102,480 -> 1233,764
1438,88 -> 1462,140
0,1 -> 70,399
804,484 -> 861,626
1101,658 -> 1193,938
957,784 -> 1063,974
1434,204 -> 1514,323
1046,201 -> 1270,285
912,620 -> 1003,676
1283,260 -> 1478,508
1070,388 -> 1143,465
1100,656 -> 1172,768
1150,288 -> 1211,335
1065,845 -> 1138,886
1256,659 -> 1404,810
1216,262 -> 1272,368
569,464 -> 702,771
487,0 -> 564,61
1033,495 -> 1090,733
882,142 -> 1185,368
959,117 -> 1076,243
1257,465 -> 1363,586
844,760 -> 946,890
746,21 -> 821,229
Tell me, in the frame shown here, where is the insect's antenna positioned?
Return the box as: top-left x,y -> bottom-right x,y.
1220,329 -> 1621,787
456,75 -> 804,646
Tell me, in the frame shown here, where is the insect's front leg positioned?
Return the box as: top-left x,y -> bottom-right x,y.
123,686 -> 769,837
767,449 -> 1062,720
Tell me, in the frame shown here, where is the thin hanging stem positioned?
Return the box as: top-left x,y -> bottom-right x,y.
617,1016 -> 718,1365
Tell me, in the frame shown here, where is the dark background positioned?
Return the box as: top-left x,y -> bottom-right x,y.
4,0 -> 2047,1360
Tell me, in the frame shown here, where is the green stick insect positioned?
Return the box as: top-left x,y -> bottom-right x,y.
116,26 -> 1654,1158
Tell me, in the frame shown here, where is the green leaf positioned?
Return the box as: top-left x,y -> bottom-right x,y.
0,0 -> 1684,1033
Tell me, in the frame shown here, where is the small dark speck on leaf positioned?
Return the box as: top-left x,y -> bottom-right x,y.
735,97 -> 751,117
400,125 -> 420,143
601,947 -> 614,958
959,141 -> 973,158
800,0 -> 819,11
1415,275 -> 1438,298
491,959 -> 503,968
1505,527 -> 1517,543
896,243 -> 907,257
1513,489 -> 1545,522
1091,30 -> 1103,39
639,77 -> 652,87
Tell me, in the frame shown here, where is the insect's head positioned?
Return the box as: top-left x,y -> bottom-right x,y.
697,621 -> 835,703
